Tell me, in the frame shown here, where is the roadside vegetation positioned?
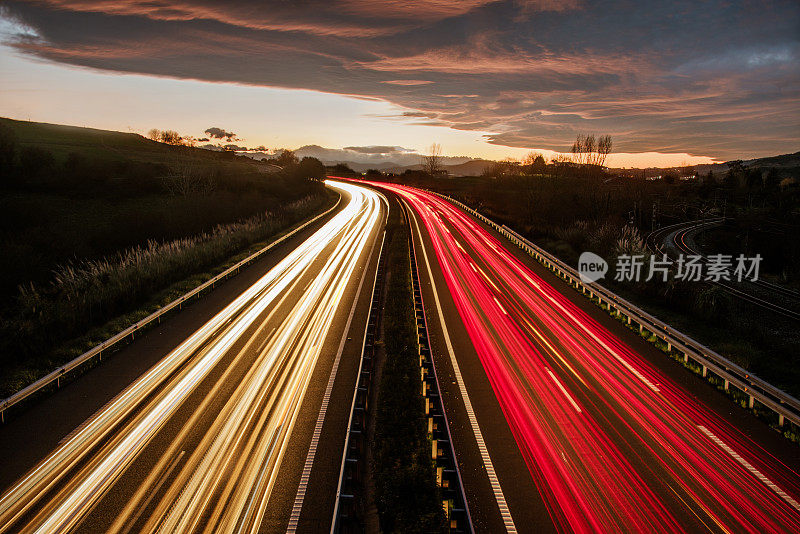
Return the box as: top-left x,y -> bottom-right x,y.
372,210 -> 446,532
0,117 -> 332,396
369,139 -> 800,397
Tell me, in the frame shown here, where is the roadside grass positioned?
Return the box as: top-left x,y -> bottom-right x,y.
0,191 -> 336,397
372,210 -> 446,533
0,117 -> 323,299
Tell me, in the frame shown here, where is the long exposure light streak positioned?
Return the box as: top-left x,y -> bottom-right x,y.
0,180 -> 385,533
371,181 -> 800,533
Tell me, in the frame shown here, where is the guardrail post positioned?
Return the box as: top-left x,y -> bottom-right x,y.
469,199 -> 800,455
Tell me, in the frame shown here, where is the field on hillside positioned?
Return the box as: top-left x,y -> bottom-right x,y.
0,118 -> 320,296
0,118 -> 330,393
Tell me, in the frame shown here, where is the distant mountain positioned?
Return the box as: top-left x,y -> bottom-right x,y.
705,151 -> 800,173
609,151 -> 800,175
234,143 -> 489,175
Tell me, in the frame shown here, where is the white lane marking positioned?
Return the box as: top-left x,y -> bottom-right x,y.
287,197 -> 387,534
545,368 -> 582,414
493,296 -> 508,315
697,425 -> 800,512
409,205 -> 518,534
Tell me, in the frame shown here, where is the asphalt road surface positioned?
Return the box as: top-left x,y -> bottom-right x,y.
648,218 -> 800,321
0,180 -> 386,534
371,181 -> 800,534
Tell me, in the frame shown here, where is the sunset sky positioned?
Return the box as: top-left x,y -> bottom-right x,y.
1,1 -> 798,167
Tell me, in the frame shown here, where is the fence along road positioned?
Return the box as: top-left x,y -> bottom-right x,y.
0,180 -> 386,534
371,181 -> 800,533
0,193 -> 343,423
438,191 -> 800,431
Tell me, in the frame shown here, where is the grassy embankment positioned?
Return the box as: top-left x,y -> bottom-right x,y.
0,117 -> 332,396
372,207 -> 446,532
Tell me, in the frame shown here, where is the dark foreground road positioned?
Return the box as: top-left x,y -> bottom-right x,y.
0,180 -> 386,534
370,181 -> 800,534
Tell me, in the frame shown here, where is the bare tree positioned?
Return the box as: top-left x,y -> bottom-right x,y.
594,135 -> 613,167
147,128 -> 161,142
570,133 -> 613,171
423,143 -> 443,177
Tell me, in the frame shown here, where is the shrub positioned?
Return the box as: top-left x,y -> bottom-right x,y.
0,194 -> 327,370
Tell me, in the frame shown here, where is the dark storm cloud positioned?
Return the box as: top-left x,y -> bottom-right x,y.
2,0 -> 798,159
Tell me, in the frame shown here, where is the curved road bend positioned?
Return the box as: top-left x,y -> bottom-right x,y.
368,181 -> 800,534
649,219 -> 800,321
0,180 -> 387,534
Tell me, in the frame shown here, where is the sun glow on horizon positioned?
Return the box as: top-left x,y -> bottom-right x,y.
0,18 -> 719,169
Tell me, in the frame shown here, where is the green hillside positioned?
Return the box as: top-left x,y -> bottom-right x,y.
0,118 -> 329,393
3,117 -> 218,164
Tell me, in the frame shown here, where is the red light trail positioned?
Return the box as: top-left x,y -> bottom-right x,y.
368,181 -> 800,533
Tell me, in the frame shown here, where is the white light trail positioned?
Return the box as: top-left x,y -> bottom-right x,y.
0,181 -> 385,534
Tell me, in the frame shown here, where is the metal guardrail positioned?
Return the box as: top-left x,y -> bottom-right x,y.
406,203 -> 473,533
0,196 -> 342,423
427,190 -> 800,430
331,229 -> 387,533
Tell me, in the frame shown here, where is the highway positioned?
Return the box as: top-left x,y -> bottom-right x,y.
0,180 -> 386,533
372,182 -> 800,533
647,218 -> 800,321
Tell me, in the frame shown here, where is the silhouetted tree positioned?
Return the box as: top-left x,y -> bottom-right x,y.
423,143 -> 443,176
295,156 -> 326,180
569,133 -> 612,174
522,152 -> 546,174
725,160 -> 744,188
160,130 -> 182,145
274,149 -> 299,168
332,163 -> 357,176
